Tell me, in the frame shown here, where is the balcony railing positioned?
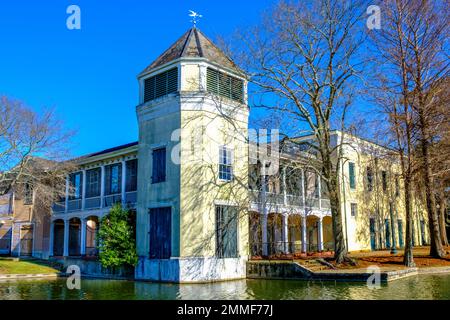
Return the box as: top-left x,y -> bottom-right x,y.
104,194 -> 122,207
52,202 -> 65,213
125,191 -> 137,206
67,199 -> 82,212
250,191 -> 329,210
85,197 -> 101,210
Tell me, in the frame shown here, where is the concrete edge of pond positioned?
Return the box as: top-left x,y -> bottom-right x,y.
246,261 -> 450,283
0,273 -> 65,280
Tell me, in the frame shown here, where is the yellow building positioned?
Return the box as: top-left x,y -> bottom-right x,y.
46,27 -> 429,283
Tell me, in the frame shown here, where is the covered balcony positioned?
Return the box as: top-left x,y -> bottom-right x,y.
52,158 -> 138,215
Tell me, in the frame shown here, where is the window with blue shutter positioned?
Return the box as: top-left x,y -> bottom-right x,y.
349,162 -> 356,189
152,148 -> 166,184
149,207 -> 171,259
206,68 -> 244,103
144,67 -> 178,102
216,205 -> 238,258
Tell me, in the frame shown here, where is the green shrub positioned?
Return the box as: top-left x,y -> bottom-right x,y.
97,204 -> 138,269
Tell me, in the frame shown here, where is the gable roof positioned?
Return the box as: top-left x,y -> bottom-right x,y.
138,27 -> 244,77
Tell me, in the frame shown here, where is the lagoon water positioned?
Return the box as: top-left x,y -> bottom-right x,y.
0,274 -> 449,300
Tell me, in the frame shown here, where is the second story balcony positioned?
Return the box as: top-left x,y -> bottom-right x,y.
52,158 -> 138,215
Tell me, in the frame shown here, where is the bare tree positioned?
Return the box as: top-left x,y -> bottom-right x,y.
0,96 -> 75,205
368,0 -> 420,266
234,0 -> 367,263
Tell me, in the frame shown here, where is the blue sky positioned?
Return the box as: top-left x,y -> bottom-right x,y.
0,0 -> 274,157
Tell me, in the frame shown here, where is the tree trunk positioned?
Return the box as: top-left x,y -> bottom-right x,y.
403,177 -> 415,267
418,111 -> 445,258
438,189 -> 449,247
327,168 -> 347,264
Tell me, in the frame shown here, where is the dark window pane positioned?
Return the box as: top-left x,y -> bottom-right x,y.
216,205 -> 238,258
69,172 -> 83,200
149,207 -> 171,259
126,159 -> 138,192
105,163 -> 122,195
152,148 -> 166,184
86,168 -> 101,198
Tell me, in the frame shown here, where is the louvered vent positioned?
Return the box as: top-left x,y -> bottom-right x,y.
144,67 -> 178,102
206,68 -> 244,103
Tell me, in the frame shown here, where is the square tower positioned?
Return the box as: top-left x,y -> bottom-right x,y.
135,27 -> 249,282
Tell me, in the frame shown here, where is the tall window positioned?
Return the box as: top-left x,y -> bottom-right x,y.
69,172 -> 83,199
152,148 -> 166,184
349,162 -> 356,189
86,168 -> 101,198
24,183 -> 33,205
367,167 -> 374,192
206,68 -> 244,103
149,207 -> 171,259
219,146 -> 233,181
216,205 -> 238,258
382,171 -> 388,192
105,163 -> 122,195
351,203 -> 357,217
144,67 -> 178,102
395,176 -> 400,197
126,159 -> 138,192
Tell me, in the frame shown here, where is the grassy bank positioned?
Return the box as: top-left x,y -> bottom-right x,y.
0,258 -> 61,274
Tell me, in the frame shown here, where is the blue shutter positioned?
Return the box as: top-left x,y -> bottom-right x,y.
152,148 -> 166,183
349,162 -> 355,189
149,207 -> 171,259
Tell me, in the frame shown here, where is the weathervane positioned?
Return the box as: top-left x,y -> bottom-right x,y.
189,10 -> 202,26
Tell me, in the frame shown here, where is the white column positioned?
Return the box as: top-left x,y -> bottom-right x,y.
282,166 -> 287,206
81,169 -> 86,210
301,169 -> 306,207
318,216 -> 324,252
282,214 -> 289,254
261,214 -> 268,256
63,219 -> 69,257
80,218 -> 87,255
121,160 -> 126,205
49,221 -> 54,256
261,174 -> 268,256
100,165 -> 105,208
64,175 -> 69,213
318,173 -> 322,210
302,215 -> 307,253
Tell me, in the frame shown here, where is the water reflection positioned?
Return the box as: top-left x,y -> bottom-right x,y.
0,274 -> 449,300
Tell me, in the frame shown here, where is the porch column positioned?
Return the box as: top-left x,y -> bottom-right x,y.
261,173 -> 268,256
64,175 -> 69,213
81,169 -> 86,210
302,215 -> 307,253
100,165 -> 105,208
80,218 -> 87,256
49,220 -> 54,256
282,214 -> 289,254
282,166 -> 287,206
318,216 -> 324,252
301,169 -> 306,207
318,174 -> 322,210
261,214 -> 268,256
63,219 -> 69,257
121,160 -> 126,205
